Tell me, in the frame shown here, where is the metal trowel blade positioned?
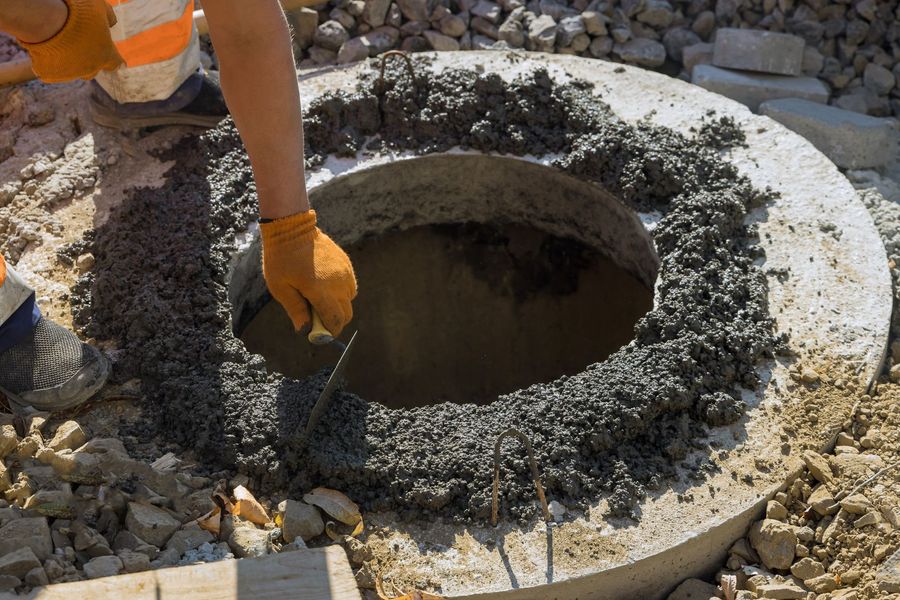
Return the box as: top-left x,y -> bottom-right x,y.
301,330 -> 358,441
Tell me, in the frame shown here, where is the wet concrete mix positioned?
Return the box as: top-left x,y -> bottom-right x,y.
70,56 -> 779,521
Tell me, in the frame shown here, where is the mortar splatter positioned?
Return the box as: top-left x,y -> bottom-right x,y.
71,56 -> 778,521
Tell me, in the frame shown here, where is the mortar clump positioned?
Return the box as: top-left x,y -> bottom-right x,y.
71,56 -> 778,521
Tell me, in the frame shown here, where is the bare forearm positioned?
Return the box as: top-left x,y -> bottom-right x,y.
201,0 -> 308,219
0,0 -> 68,43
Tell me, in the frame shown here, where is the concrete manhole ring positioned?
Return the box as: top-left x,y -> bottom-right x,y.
74,52 -> 891,598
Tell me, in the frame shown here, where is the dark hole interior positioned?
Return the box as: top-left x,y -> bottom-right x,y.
239,222 -> 654,408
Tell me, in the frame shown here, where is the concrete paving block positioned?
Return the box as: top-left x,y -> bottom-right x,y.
713,28 -> 805,76
692,64 -> 829,111
759,98 -> 898,169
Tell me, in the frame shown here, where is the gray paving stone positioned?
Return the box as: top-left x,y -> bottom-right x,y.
713,28 -> 805,76
692,64 -> 829,111
760,98 -> 898,169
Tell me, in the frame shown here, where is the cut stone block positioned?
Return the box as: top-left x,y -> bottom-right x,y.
713,28 -> 805,76
692,65 -> 829,111
760,98 -> 898,169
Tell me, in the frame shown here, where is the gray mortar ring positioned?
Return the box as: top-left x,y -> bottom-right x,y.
222,53 -> 891,599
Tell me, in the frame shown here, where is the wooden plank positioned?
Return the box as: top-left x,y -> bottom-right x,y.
17,546 -> 360,600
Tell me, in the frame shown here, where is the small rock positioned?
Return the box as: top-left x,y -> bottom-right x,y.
614,39 -> 666,67
527,14 -> 557,52
125,503 -> 181,548
556,15 -> 585,47
440,14 -> 467,37
800,368 -> 820,383
0,424 -> 18,460
548,500 -> 566,522
666,577 -> 719,599
807,485 -> 836,516
0,575 -> 20,592
802,450 -> 834,484
0,547 -> 41,579
840,493 -> 872,514
498,18 -> 525,47
589,36 -> 613,57
864,63 -> 895,95
636,0 -> 674,27
423,30 -> 460,51
396,0 -> 436,21
581,11 -> 607,35
766,500 -> 788,521
662,28 -> 701,62
853,510 -> 882,528
361,0 -> 391,27
314,21 -> 350,52
278,500 -> 325,543
755,583 -> 807,599
471,0 -> 502,23
337,38 -> 369,63
83,555 -> 122,579
228,526 -> 270,558
749,519 -> 798,570
805,573 -> 838,593
117,549 -> 150,573
0,517 -> 52,560
23,566 -> 48,587
165,527 -> 214,555
791,557 -> 825,580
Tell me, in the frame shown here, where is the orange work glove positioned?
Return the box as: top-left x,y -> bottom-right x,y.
260,210 -> 357,336
19,0 -> 123,84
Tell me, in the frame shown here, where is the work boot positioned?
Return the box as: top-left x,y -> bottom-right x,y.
0,318 -> 109,412
90,70 -> 228,130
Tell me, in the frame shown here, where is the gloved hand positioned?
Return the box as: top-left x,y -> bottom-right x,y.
19,0 -> 123,83
260,210 -> 357,336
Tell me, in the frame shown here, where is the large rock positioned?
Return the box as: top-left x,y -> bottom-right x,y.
662,28 -> 701,62
802,450 -> 833,484
556,16 -> 585,48
693,64 -> 829,111
713,28 -> 805,76
864,63 -> 896,96
614,39 -> 666,67
48,422 -> 87,452
125,503 -> 180,548
0,547 -> 41,579
0,517 -> 52,560
760,98 -> 898,168
279,500 -> 325,543
165,527 -> 214,555
748,519 -> 797,570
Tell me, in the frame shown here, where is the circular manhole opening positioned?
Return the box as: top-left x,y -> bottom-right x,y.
232,154 -> 659,409
239,221 -> 654,408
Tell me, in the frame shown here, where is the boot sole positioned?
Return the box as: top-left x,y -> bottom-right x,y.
0,352 -> 110,414
90,100 -> 225,131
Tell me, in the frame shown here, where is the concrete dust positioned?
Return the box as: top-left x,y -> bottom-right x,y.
71,57 -> 779,522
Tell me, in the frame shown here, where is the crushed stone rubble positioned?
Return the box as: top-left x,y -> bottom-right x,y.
0,413 -> 364,595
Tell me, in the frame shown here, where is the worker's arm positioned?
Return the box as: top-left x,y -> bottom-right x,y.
202,0 -> 357,335
0,0 -> 121,82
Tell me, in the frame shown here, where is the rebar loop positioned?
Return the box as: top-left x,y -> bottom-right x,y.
378,50 -> 416,89
491,428 -> 551,527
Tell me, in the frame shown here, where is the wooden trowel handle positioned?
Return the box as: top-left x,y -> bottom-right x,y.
308,308 -> 335,345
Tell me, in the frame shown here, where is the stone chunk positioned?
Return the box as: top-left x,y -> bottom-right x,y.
0,575 -> 20,592
692,65 -> 829,111
666,577 -> 719,599
712,28 -> 805,76
125,503 -> 180,548
755,583 -> 807,598
805,573 -> 838,593
278,500 -> 325,543
117,549 -> 151,573
471,0 -> 502,23
760,98 -> 898,169
227,526 -> 270,558
748,519 -> 797,570
0,424 -> 18,460
83,555 -> 122,579
802,450 -> 834,484
48,421 -> 87,452
527,15 -> 557,52
423,30 -> 460,51
840,493 -> 873,515
807,484 -> 836,516
361,0 -> 390,27
791,557 -> 825,580
864,63 -> 895,96
24,566 -> 48,587
165,527 -> 214,555
314,20 -> 350,52
614,39 -> 666,67
0,517 -> 52,560
765,500 -> 788,521
0,547 -> 41,579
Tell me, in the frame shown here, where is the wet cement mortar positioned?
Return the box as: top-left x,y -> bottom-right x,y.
70,57 -> 779,522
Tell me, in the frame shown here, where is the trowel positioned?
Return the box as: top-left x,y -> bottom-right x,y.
300,308 -> 357,442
